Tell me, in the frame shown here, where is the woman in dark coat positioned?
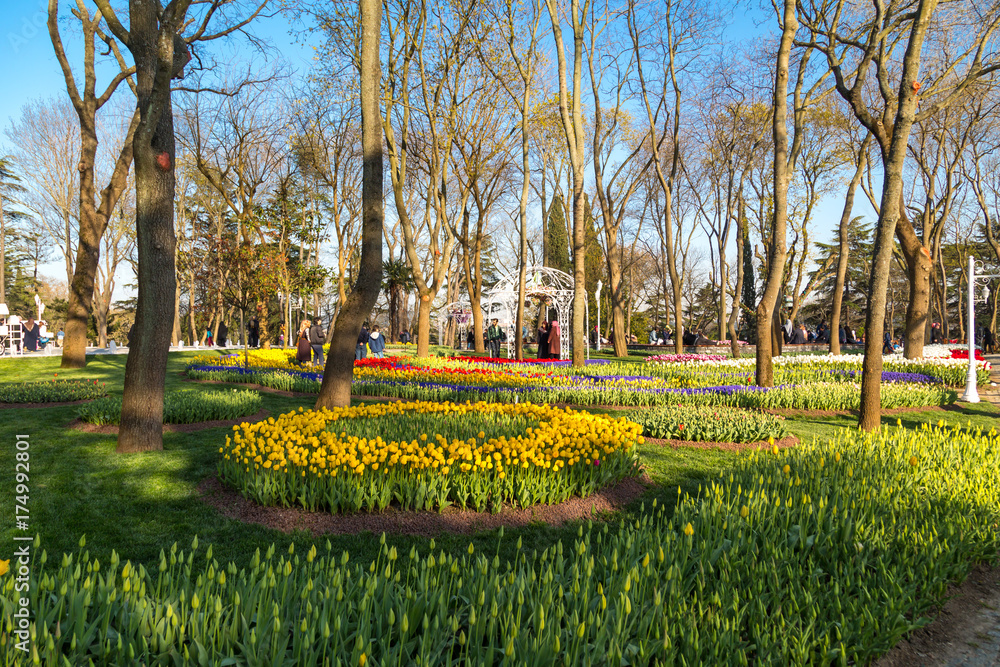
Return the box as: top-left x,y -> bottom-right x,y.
537,322 -> 549,359
217,322 -> 228,347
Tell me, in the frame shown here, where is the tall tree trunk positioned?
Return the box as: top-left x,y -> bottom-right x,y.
172,274 -> 181,345
831,134 -> 870,355
728,227 -> 744,358
117,1 -> 186,454
858,0 -> 938,430
315,0 -> 383,409
756,0 -> 796,387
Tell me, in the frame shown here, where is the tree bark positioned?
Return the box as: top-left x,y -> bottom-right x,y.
756,0 -> 796,387
858,0 -> 939,431
114,0 -> 190,453
315,0 -> 383,409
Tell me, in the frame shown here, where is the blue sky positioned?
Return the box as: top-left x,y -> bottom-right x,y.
0,0 -> 868,308
0,0 -> 312,146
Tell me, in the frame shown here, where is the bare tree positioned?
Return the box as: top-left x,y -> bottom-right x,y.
49,0 -> 139,367
94,0 -> 270,453
798,0 -> 1000,362
5,99 -> 81,291
545,0 -> 591,365
479,0 -> 543,360
314,0 -> 383,407
757,0 -> 798,387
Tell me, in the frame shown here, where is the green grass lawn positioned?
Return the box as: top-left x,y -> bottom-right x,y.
2,351 -> 995,575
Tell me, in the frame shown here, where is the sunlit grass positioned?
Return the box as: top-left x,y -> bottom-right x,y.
0,350 -> 995,575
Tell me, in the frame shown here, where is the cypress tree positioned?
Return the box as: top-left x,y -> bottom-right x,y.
546,195 -> 572,276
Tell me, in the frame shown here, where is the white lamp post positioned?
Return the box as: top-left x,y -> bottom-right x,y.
961,256 -> 999,403
595,279 -> 603,352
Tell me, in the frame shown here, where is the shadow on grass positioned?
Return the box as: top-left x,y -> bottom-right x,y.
2,351 -> 992,580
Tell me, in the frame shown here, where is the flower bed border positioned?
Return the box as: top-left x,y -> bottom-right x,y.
197,472 -> 652,537
0,398 -> 99,410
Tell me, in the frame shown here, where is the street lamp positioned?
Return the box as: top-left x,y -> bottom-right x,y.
961,256 -> 999,403
595,280 -> 603,352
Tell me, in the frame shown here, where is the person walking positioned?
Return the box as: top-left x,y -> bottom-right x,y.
217,322 -> 228,347
356,322 -> 371,361
205,328 -> 213,347
309,317 -> 326,365
882,327 -> 894,354
296,320 -> 312,364
248,316 -> 260,348
369,325 -> 386,358
21,316 -> 40,352
537,321 -> 550,359
548,319 -> 562,359
929,322 -> 942,344
487,318 -> 503,358
399,329 -> 411,344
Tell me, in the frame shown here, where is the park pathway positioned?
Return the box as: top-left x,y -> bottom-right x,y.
879,356 -> 1000,666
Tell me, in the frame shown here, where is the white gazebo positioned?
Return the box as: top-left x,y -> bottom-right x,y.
484,266 -> 577,360
437,300 -> 478,349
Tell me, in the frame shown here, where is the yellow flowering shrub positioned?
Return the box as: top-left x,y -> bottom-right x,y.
218,401 -> 643,512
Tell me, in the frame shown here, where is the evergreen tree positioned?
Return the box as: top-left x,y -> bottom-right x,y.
545,195 -> 572,276
804,217 -> 874,328
583,195 -> 605,327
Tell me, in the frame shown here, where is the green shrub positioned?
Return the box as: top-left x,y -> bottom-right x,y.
6,423 -> 1000,664
77,389 -> 262,425
0,378 -> 107,403
626,404 -> 787,442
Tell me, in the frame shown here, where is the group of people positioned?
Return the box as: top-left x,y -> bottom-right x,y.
781,320 -> 861,346
647,326 -> 674,345
292,317 -> 330,365
354,321 -> 387,360
536,319 -> 561,359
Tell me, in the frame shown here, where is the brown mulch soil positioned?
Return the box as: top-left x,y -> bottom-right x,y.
643,433 -> 800,453
197,473 -> 653,537
66,409 -> 270,435
0,398 -> 100,410
875,559 -> 1000,666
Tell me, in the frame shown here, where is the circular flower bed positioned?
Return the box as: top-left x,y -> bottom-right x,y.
626,404 -> 787,443
77,389 -> 262,425
218,401 -> 643,513
0,378 -> 107,404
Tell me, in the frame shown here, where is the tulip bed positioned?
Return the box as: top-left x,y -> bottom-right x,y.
7,421 -> 1000,665
0,378 -> 108,403
76,389 -> 262,426
626,405 -> 787,442
187,354 -> 960,411
638,354 -> 990,387
218,401 -> 643,513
